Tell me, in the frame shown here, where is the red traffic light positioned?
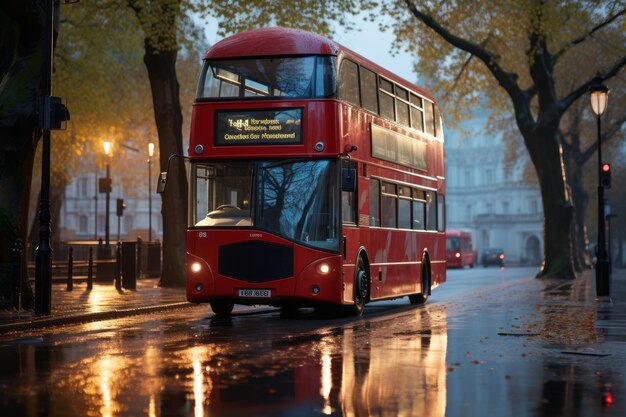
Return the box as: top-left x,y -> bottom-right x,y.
601,162 -> 612,189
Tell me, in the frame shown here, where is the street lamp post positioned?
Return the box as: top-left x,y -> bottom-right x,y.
589,74 -> 610,297
148,142 -> 155,242
104,141 -> 112,250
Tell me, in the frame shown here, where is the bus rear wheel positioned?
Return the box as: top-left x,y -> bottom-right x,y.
210,300 -> 234,317
409,262 -> 430,305
351,257 -> 369,316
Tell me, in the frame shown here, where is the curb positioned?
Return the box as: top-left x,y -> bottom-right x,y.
0,302 -> 197,334
0,304 -> 281,335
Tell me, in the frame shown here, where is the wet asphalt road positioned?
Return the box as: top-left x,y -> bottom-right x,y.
0,266 -> 624,416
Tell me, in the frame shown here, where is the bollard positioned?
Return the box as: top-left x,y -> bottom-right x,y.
67,246 -> 74,291
12,238 -> 23,311
136,237 -> 143,279
87,246 -> 94,290
115,241 -> 122,290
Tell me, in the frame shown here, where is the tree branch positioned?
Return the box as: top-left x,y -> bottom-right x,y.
554,8 -> 625,65
559,54 -> 626,115
402,0 -> 533,131
580,116 -> 626,165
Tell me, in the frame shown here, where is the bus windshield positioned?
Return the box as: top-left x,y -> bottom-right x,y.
192,159 -> 339,251
196,56 -> 336,99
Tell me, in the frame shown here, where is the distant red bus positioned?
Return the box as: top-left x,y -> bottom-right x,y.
446,230 -> 476,268
184,27 -> 446,316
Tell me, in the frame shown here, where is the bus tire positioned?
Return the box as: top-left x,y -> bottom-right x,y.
210,300 -> 234,317
409,261 -> 430,305
351,256 -> 370,316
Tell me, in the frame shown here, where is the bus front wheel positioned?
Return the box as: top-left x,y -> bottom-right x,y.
351,257 -> 369,316
210,300 -> 234,317
409,262 -> 430,305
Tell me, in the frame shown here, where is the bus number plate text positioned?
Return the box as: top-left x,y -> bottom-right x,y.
238,289 -> 272,298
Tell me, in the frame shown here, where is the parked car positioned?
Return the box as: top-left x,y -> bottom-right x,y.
482,248 -> 505,267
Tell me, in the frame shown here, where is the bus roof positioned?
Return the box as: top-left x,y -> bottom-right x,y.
446,230 -> 473,237
204,27 -> 437,103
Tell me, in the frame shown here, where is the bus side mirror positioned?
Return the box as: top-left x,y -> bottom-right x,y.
156,172 -> 168,194
342,168 -> 356,192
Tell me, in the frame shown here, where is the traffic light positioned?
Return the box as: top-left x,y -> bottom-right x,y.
601,162 -> 611,189
116,198 -> 126,216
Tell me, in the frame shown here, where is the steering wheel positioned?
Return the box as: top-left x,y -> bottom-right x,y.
215,204 -> 241,210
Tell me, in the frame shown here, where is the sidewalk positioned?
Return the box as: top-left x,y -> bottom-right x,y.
0,278 -> 192,333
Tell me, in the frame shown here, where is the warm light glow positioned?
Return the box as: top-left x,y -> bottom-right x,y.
590,90 -> 609,116
191,262 -> 202,273
499,254 -> 505,260
148,142 -> 155,157
589,76 -> 609,116
320,344 -> 333,415
455,252 -> 461,258
602,163 -> 611,173
103,141 -> 112,156
193,360 -> 204,417
318,263 -> 330,275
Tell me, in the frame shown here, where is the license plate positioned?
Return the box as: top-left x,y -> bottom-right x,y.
238,289 -> 272,298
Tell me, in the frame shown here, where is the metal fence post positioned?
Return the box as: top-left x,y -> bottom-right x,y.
87,246 -> 94,290
66,246 -> 74,291
136,236 -> 143,279
12,239 -> 23,311
115,241 -> 122,290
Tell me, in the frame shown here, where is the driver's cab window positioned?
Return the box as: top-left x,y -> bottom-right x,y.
192,163 -> 253,227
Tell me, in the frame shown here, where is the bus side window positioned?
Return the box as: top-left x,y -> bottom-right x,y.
360,67 -> 378,114
437,194 -> 445,232
381,182 -> 397,228
369,178 -> 380,227
425,190 -> 437,230
342,160 -> 357,224
398,185 -> 411,229
412,188 -> 426,230
337,60 -> 360,106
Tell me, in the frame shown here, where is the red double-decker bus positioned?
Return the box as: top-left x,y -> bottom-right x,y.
445,230 -> 477,268
184,27 -> 446,316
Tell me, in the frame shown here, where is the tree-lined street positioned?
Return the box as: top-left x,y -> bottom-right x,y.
1,267 -> 624,416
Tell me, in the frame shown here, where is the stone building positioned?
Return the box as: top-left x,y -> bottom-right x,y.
445,110 -> 543,266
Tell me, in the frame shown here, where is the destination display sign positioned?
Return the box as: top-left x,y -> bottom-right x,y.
215,108 -> 303,146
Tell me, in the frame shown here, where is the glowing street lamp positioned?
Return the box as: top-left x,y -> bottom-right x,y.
589,74 -> 610,297
103,141 -> 112,248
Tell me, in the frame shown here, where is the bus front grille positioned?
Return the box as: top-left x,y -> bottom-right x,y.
218,241 -> 293,282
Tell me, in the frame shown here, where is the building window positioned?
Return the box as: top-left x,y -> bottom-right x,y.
124,215 -> 134,233
78,215 -> 88,233
98,215 -> 106,234
465,204 -> 473,221
78,177 -> 89,197
464,169 -> 473,186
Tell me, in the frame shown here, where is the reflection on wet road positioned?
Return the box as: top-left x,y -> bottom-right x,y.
0,267 -> 624,416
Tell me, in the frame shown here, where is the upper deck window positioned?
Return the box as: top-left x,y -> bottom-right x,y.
197,56 -> 336,100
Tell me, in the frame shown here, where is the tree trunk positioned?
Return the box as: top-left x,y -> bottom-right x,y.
525,126 -> 577,279
142,44 -> 187,287
0,2 -> 49,309
565,147 -> 592,271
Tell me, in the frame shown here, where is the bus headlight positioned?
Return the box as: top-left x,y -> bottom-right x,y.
317,263 -> 330,275
191,262 -> 202,273
455,253 -> 461,258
